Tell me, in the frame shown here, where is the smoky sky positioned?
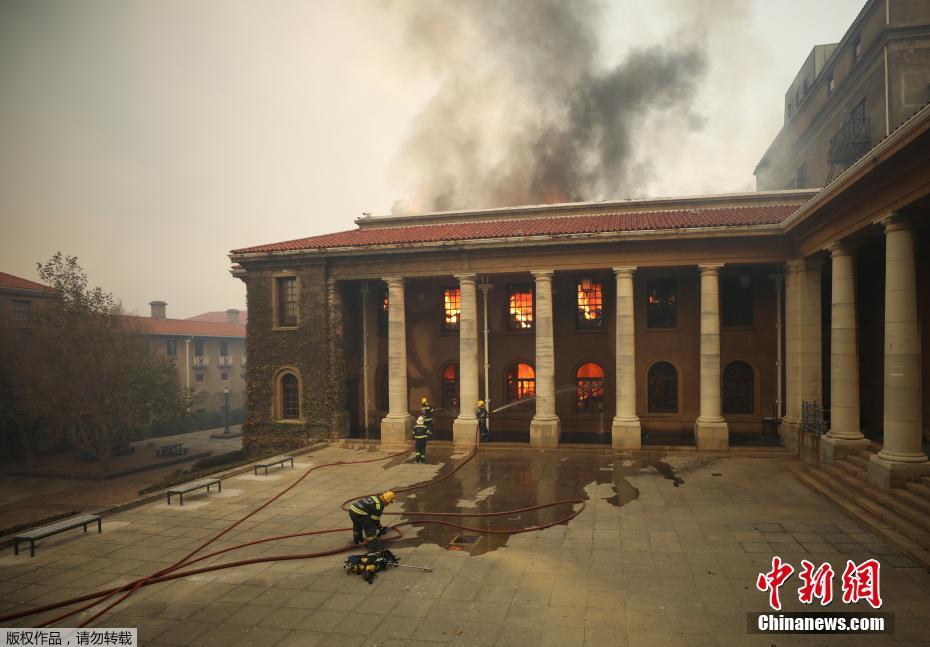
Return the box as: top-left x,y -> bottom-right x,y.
388,0 -> 709,214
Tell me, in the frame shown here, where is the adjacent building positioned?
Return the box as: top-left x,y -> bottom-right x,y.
230,103 -> 930,492
128,302 -> 247,414
755,0 -> 930,190
0,271 -> 55,329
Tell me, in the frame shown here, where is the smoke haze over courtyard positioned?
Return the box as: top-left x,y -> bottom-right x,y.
1,0 -> 863,317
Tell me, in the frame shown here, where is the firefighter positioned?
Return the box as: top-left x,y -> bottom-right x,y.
348,491 -> 395,545
412,415 -> 431,463
476,400 -> 490,442
420,397 -> 434,434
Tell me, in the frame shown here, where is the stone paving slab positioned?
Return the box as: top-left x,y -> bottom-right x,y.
0,447 -> 929,646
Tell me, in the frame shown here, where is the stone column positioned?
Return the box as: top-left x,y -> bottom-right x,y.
611,267 -> 641,449
380,277 -> 412,447
821,242 -> 869,460
326,278 -> 348,439
782,258 -> 822,454
695,264 -> 729,450
868,214 -> 930,488
530,270 -> 560,447
453,273 -> 480,446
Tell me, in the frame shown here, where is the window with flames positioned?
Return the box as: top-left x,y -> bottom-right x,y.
442,288 -> 461,330
576,362 -> 605,412
576,278 -> 604,329
508,286 -> 534,330
507,362 -> 536,402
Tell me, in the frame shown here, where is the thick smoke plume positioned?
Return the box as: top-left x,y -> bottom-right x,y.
388,0 -> 709,215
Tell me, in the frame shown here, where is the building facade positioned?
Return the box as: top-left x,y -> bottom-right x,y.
231,104 -> 930,491
0,271 -> 55,330
129,302 -> 247,414
755,0 -> 930,190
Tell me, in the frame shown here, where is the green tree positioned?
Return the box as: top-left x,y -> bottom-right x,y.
1,253 -> 187,470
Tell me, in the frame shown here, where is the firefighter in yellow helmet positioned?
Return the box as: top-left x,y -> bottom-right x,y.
476,400 -> 489,442
420,397 -> 434,434
348,491 -> 395,545
412,415 -> 431,463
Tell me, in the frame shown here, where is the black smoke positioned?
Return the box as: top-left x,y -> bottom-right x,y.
387,0 -> 709,214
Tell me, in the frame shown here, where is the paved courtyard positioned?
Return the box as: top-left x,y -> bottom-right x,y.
1,445 -> 929,646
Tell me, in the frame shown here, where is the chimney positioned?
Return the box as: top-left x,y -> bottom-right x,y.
226,308 -> 241,324
149,301 -> 167,320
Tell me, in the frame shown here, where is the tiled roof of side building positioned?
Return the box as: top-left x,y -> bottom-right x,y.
187,310 -> 249,324
124,316 -> 246,338
231,203 -> 801,254
0,271 -> 55,293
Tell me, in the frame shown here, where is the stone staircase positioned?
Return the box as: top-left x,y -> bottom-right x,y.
795,447 -> 930,570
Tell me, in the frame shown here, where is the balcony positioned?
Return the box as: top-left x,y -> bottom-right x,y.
192,356 -> 209,368
218,355 -> 233,368
827,116 -> 871,166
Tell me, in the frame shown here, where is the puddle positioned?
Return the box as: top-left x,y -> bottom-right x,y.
385,448 -> 715,555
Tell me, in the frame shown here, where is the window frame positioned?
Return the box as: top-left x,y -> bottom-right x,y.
721,272 -> 754,328
646,361 -> 679,414
575,279 -> 605,330
507,285 -> 535,331
575,361 -> 606,413
275,369 -> 302,421
165,338 -> 177,357
505,361 -> 536,403
441,287 -> 461,332
723,361 -> 755,415
194,339 -> 205,356
441,363 -> 459,412
274,276 -> 299,329
220,371 -> 229,382
11,299 -> 30,326
646,278 -> 678,330
195,373 -> 206,384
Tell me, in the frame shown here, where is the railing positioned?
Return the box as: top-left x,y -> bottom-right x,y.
827,116 -> 871,165
801,401 -> 829,436
218,356 -> 232,368
192,356 -> 209,368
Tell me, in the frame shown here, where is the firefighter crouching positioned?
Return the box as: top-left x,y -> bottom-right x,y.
477,400 -> 490,442
348,491 -> 395,545
420,397 -> 434,433
413,415 -> 431,463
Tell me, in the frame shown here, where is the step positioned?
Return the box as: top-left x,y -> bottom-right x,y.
921,475 -> 930,488
850,493 -> 930,551
832,459 -> 867,480
817,464 -> 930,535
846,453 -> 869,470
795,469 -> 930,570
894,488 -> 930,515
905,480 -> 930,499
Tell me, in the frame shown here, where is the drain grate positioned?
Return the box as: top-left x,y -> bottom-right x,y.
451,534 -> 480,545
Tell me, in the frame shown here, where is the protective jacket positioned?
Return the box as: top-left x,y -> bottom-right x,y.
421,404 -> 434,426
476,406 -> 488,422
412,423 -> 431,440
349,495 -> 384,522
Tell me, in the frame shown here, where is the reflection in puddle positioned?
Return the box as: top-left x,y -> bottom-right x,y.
388,449 -> 714,555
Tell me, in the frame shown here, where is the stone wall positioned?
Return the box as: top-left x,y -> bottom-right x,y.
240,261 -> 347,455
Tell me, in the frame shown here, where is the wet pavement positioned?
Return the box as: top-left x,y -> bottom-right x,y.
1,444 -> 929,646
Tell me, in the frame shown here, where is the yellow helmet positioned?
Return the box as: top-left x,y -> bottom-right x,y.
421,397 -> 428,404
478,400 -> 485,406
381,490 -> 396,504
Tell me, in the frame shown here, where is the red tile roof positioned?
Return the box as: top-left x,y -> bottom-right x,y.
187,310 -> 248,325
125,316 -> 245,338
0,271 -> 54,293
231,204 -> 800,254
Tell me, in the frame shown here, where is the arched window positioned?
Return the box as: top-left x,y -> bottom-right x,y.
377,365 -> 389,412
576,362 -> 605,412
278,372 -> 300,420
442,363 -> 459,411
647,362 -> 678,413
723,361 -> 754,414
506,362 -> 536,402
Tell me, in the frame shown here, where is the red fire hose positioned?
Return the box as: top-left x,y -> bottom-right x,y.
0,434 -> 585,628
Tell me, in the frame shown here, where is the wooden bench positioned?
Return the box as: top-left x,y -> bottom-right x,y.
14,514 -> 101,558
74,450 -> 100,462
111,442 -> 135,457
253,455 -> 294,476
157,443 -> 188,457
166,478 -> 221,505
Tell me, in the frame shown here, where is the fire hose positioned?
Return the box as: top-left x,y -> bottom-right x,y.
0,433 -> 585,628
